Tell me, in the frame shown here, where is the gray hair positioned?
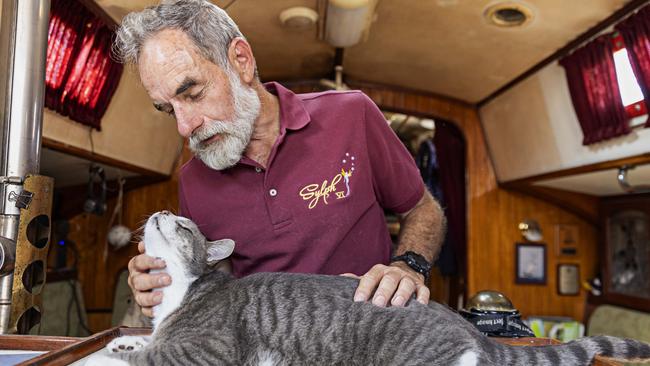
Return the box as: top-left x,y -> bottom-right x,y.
114,0 -> 244,70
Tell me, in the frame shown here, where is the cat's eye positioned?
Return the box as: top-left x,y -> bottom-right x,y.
176,222 -> 192,234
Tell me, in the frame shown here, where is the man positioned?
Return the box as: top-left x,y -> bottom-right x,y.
117,0 -> 446,318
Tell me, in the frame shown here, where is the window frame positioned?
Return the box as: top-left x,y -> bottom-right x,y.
611,32 -> 647,119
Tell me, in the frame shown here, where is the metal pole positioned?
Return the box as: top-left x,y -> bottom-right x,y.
0,0 -> 51,334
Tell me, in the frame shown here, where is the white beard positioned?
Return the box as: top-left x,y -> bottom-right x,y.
189,68 -> 261,170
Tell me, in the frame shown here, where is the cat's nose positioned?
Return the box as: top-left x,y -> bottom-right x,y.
161,210 -> 170,215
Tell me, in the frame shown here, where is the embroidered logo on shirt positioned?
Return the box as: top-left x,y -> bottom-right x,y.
299,153 -> 355,209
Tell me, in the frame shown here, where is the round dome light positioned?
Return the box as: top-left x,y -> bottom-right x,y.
484,2 -> 534,28
279,7 -> 319,30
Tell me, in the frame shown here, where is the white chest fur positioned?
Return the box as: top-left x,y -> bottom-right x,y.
151,269 -> 194,332
148,257 -> 196,333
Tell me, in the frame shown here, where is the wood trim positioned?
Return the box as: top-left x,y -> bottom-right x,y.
493,337 -> 560,346
278,79 -> 475,110
477,0 -> 650,107
77,0 -> 118,28
502,183 -> 601,226
505,153 -> 650,186
17,327 -> 151,366
0,335 -> 78,351
598,292 -> 650,313
492,338 -> 619,365
586,291 -> 650,316
347,78 -> 475,109
42,137 -> 168,179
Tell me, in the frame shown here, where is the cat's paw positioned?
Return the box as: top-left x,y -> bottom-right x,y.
106,336 -> 148,353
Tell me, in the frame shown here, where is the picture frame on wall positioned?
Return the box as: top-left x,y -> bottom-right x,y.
557,263 -> 580,296
555,224 -> 579,256
515,243 -> 547,284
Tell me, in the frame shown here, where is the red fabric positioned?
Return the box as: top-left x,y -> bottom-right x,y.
560,35 -> 630,145
45,0 -> 123,130
616,4 -> 650,127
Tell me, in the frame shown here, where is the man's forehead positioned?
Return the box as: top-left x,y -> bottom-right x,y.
138,30 -> 204,98
144,34 -> 196,61
139,30 -> 201,71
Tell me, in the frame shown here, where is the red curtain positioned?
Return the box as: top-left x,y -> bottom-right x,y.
46,0 -> 122,130
560,35 -> 630,145
616,4 -> 650,127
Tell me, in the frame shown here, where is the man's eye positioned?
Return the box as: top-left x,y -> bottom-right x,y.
188,89 -> 204,101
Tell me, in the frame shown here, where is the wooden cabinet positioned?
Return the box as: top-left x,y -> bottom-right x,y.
600,193 -> 650,312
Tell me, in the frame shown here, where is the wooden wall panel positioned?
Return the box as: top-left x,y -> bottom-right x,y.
347,82 -> 599,321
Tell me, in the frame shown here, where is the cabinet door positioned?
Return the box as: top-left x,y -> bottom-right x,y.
607,210 -> 650,298
602,194 -> 650,311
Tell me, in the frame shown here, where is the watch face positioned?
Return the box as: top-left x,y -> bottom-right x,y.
407,252 -> 430,270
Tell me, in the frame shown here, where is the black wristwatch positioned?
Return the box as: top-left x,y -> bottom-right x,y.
390,251 -> 432,281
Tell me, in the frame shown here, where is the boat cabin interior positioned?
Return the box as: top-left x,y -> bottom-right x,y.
0,0 -> 649,364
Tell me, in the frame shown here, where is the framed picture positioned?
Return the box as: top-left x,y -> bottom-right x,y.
515,243 -> 547,284
557,263 -> 580,296
555,224 -> 579,256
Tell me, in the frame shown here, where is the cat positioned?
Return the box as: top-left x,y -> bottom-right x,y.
87,211 -> 650,366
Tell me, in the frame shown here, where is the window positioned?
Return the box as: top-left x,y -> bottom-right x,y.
612,33 -> 648,122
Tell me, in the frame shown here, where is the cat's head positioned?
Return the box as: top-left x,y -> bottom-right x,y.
143,211 -> 234,276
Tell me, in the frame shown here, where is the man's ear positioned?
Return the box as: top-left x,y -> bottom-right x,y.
227,37 -> 256,84
207,239 -> 235,265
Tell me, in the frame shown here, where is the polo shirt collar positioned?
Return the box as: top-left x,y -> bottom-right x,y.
264,81 -> 311,131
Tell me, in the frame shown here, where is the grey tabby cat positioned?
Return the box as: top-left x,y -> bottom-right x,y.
93,211 -> 650,366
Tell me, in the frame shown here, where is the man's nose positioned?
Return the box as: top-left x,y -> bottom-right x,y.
175,106 -> 201,138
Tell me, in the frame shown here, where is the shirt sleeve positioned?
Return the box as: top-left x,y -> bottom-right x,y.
362,93 -> 425,214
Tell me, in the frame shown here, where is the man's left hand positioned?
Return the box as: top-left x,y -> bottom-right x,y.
348,262 -> 430,307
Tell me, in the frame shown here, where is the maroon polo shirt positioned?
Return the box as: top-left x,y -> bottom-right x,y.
178,82 -> 424,277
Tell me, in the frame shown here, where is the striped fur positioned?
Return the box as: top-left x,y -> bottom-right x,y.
100,212 -> 650,365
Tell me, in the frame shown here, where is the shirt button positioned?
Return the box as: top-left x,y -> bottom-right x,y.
255,167 -> 262,173
269,188 -> 277,197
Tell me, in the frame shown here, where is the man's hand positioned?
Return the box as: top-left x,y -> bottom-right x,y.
351,262 -> 430,307
127,241 -> 171,317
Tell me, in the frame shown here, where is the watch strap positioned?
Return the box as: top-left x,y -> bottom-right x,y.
390,251 -> 432,281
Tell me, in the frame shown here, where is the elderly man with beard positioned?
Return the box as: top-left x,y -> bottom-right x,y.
119,0 -> 446,318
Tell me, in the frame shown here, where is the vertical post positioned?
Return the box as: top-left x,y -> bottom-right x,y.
0,0 -> 51,334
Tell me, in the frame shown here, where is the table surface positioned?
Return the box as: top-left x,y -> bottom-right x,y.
0,330 -> 623,366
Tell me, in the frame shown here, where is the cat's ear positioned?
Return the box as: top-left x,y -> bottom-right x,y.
206,239 -> 235,264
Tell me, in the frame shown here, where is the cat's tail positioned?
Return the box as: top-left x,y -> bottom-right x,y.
484,335 -> 650,365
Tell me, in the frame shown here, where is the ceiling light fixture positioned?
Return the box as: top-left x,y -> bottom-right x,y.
279,7 -> 319,30
484,2 -> 534,28
325,0 -> 376,47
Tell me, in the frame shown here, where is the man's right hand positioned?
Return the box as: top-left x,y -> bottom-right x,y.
127,241 -> 171,318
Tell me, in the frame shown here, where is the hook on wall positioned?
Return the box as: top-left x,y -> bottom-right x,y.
617,165 -> 650,194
